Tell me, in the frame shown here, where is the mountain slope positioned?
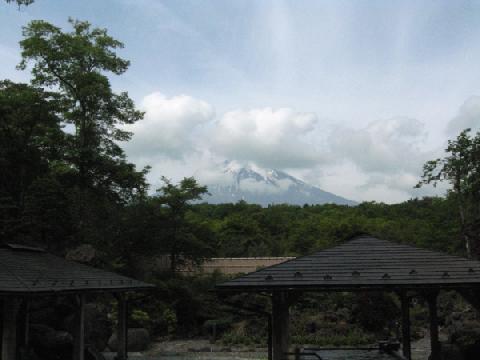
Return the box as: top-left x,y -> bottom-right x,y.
203,162 -> 356,206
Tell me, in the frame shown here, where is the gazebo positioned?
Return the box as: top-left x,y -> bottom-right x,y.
216,235 -> 480,360
0,243 -> 154,360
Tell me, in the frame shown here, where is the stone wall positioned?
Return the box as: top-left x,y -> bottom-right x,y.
156,256 -> 295,275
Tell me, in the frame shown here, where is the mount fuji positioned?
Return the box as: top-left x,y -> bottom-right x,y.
201,161 -> 356,206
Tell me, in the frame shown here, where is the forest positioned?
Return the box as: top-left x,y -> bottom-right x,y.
2,5 -> 480,354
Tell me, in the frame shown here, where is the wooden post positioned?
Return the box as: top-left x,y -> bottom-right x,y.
294,347 -> 301,360
400,292 -> 411,360
73,294 -> 86,360
272,291 -> 289,360
2,297 -> 20,360
267,315 -> 273,360
16,299 -> 28,347
427,291 -> 441,360
211,322 -> 217,344
117,293 -> 128,360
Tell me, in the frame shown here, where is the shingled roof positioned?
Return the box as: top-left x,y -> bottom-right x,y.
0,244 -> 154,295
216,235 -> 480,292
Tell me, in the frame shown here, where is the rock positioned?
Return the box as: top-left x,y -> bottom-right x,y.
197,347 -> 212,352
450,325 -> 480,348
336,307 -> 350,321
108,328 -> 150,352
445,310 -> 479,338
449,325 -> 480,360
18,346 -> 40,360
305,321 -> 317,334
66,244 -> 100,265
30,324 -> 73,347
85,345 -> 107,360
324,311 -> 338,322
30,324 -> 73,360
440,343 -> 464,360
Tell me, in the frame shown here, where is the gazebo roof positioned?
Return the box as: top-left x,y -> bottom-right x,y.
216,235 -> 480,292
0,244 -> 154,295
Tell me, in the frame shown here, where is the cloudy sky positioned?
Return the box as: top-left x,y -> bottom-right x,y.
1,0 -> 480,203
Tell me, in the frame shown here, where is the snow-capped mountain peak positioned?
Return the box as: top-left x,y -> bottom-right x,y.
204,161 -> 356,206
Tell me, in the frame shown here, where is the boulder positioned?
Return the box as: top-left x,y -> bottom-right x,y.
450,325 -> 480,348
449,325 -> 480,360
85,345 -> 107,360
305,320 -> 317,334
324,311 -> 338,322
440,343 -> 464,360
108,328 -> 150,352
66,244 -> 101,266
18,346 -> 40,360
30,324 -> 73,360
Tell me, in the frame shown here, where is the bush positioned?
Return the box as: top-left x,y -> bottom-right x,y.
351,292 -> 399,333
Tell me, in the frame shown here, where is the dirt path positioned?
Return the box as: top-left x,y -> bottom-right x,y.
145,339 -> 266,354
411,336 -> 430,360
103,335 -> 439,360
411,329 -> 449,360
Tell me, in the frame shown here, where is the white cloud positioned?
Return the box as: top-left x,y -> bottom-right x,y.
446,96 -> 480,136
143,151 -> 219,192
211,107 -> 322,168
322,117 -> 446,202
120,92 -> 458,203
123,92 -> 215,159
330,117 -> 427,175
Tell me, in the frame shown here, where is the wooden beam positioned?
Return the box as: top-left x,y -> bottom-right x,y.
2,297 -> 20,360
17,299 -> 30,348
400,292 -> 411,360
73,294 -> 85,360
267,315 -> 272,360
426,291 -> 441,360
271,291 -> 289,360
117,293 -> 128,360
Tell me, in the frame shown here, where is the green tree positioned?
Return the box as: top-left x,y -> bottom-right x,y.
0,80 -> 67,244
156,177 -> 212,271
417,129 -> 480,258
18,18 -> 147,198
217,213 -> 271,257
18,19 -> 148,244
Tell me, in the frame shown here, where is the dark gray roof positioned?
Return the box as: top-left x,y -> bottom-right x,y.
216,235 -> 480,292
0,244 -> 154,295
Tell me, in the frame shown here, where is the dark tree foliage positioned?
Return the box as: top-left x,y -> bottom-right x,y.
0,80 -> 68,246
17,19 -> 149,247
351,292 -> 399,332
155,177 -> 214,271
18,19 -> 148,201
4,0 -> 34,5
